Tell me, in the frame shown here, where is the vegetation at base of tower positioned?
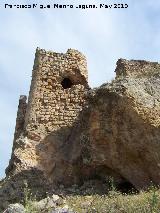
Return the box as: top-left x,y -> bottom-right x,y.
67,187 -> 160,213
23,181 -> 38,213
20,179 -> 160,213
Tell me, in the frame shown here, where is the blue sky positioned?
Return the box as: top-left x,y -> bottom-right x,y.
0,0 -> 160,178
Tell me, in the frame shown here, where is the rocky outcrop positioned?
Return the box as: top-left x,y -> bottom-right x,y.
47,59 -> 160,189
1,55 -> 160,210
2,196 -> 75,213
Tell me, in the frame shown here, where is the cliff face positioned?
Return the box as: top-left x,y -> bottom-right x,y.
1,55 -> 160,210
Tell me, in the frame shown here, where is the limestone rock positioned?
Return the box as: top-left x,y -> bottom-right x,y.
3,204 -> 25,213
30,195 -> 64,211
49,59 -> 160,190
51,205 -> 75,213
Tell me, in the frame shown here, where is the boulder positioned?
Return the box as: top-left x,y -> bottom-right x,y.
3,204 -> 25,213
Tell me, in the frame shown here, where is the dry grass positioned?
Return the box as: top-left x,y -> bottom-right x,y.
66,187 -> 160,213
21,179 -> 160,213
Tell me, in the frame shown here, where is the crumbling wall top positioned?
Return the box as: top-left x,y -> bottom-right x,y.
35,47 -> 88,82
115,58 -> 160,78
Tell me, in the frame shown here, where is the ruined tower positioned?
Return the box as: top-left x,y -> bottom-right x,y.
3,50 -> 160,211
6,48 -> 89,178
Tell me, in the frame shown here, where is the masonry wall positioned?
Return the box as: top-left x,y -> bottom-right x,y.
24,48 -> 89,141
13,95 -> 27,141
5,95 -> 28,175
6,48 -> 89,177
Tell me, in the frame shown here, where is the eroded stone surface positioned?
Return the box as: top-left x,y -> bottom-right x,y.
3,203 -> 25,213
47,58 -> 160,190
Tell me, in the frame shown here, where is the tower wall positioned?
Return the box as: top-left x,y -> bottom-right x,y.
6,48 -> 89,177
14,95 -> 27,142
24,48 -> 89,141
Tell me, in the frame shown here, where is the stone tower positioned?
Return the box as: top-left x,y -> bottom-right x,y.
6,48 -> 89,178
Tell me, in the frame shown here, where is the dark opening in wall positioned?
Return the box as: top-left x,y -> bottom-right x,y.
61,78 -> 73,89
